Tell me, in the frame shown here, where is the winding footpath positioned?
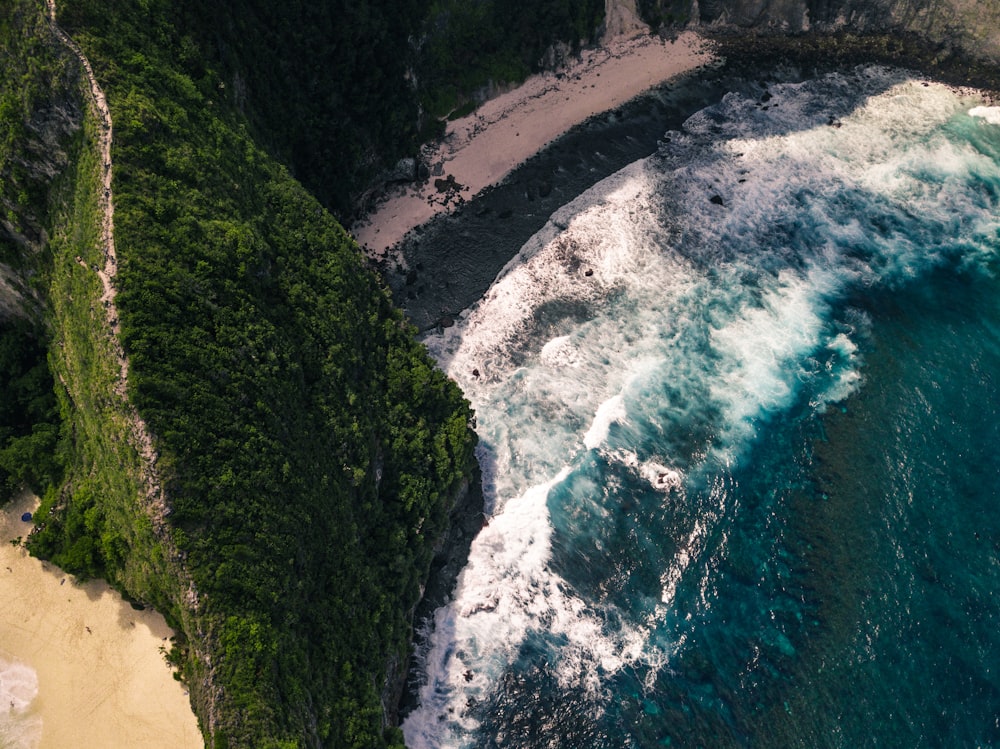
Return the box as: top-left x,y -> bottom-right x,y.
45,0 -> 220,732
46,1 -> 117,323
47,0 -> 162,528
44,1 -> 201,611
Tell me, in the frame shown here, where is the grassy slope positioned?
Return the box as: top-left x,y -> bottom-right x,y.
2,0 -> 621,745
12,0 -> 476,746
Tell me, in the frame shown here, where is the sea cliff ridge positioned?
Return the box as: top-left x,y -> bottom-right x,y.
0,0 -> 998,746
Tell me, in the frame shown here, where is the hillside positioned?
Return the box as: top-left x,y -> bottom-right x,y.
0,0 -> 616,744
3,0 -> 480,746
2,0 -> 999,747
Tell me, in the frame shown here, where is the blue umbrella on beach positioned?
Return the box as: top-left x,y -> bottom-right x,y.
20,512 -> 32,522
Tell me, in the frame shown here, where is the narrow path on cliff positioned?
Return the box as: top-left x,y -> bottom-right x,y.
45,0 -> 198,603
45,1 -> 219,728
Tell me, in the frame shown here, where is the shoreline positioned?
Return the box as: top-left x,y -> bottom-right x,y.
362,29 -> 1000,333
372,58 -> 762,331
351,26 -> 1000,269
350,30 -> 716,260
0,492 -> 201,749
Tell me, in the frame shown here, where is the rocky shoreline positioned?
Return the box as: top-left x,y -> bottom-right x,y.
390,467 -> 486,725
378,61 -> 735,331
376,29 -> 999,334
389,26 -> 1000,731
707,29 -> 1000,94
351,31 -> 715,260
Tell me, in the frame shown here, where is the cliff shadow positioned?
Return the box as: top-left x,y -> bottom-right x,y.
377,37 -> 967,333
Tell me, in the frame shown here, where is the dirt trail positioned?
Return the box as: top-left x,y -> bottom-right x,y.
45,1 -> 199,603
44,0 -> 221,729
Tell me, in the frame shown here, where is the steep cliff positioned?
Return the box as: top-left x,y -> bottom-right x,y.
3,0 -> 1000,747
4,0 -> 477,747
0,0 -> 79,316
0,0 -> 78,504
638,0 -> 1000,64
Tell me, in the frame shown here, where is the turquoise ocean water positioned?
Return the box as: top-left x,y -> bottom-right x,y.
406,67 -> 1000,748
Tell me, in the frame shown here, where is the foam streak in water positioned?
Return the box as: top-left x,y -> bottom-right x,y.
0,657 -> 41,749
408,66 -> 1000,748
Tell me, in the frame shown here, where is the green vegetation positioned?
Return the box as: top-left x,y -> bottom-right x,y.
1,0 -> 479,746
8,0 -> 996,746
0,0 -> 77,266
28,91 -> 166,594
170,0 -> 430,220
0,317 -> 62,503
160,0 -> 605,216
0,0 -> 76,508
635,0 -> 691,30
0,0 -> 614,746
417,0 -> 605,119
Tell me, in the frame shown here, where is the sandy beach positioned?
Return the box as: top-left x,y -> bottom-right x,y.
0,492 -> 201,749
351,29 -> 716,260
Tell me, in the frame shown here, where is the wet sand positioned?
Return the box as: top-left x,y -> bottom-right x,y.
0,492 -> 201,749
351,30 -> 715,260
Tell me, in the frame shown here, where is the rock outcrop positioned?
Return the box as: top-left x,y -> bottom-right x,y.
603,0 -> 650,42
639,0 -> 1000,64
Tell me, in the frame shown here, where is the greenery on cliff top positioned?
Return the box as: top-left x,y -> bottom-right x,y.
417,0 -> 604,120
0,0 -> 75,258
5,0 -> 997,745
0,0 -> 617,745
156,0 -> 605,219
0,0 -> 74,506
174,0 -> 429,220
0,317 -> 62,502
6,0 -> 477,746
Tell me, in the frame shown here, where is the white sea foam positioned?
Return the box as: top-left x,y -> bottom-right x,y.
403,467 -> 663,747
609,450 -> 682,493
969,105 -> 1000,125
709,271 -> 823,439
539,334 -> 579,368
409,67 -> 1000,747
583,394 -> 627,450
812,332 -> 864,409
0,657 -> 42,749
410,165 -> 683,747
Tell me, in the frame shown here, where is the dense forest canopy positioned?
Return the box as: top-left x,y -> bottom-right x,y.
0,0 -> 76,507
2,0 -> 484,746
71,0 -> 606,221
415,0 -> 604,121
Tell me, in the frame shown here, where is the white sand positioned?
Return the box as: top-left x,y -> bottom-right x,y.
0,492 -> 201,749
351,30 -> 716,260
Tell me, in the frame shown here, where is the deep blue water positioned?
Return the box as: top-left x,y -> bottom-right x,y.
406,67 -> 1000,748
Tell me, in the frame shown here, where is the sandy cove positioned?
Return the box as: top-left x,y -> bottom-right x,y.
0,493 -> 201,749
351,30 -> 716,260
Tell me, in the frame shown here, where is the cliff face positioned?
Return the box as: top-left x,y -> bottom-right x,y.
639,0 -> 1000,63
3,0 -> 999,746
5,1 -> 477,747
0,0 -> 81,321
